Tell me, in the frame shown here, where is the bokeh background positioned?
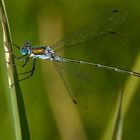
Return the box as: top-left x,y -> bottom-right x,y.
0,0 -> 140,140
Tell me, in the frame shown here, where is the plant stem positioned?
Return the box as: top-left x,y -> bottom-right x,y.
0,0 -> 30,140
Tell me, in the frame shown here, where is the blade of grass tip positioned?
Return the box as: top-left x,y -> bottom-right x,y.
112,88 -> 123,140
0,0 -> 30,140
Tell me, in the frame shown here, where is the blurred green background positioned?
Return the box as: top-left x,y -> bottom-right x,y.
0,0 -> 140,140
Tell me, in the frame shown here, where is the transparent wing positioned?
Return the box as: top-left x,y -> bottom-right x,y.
52,30 -> 125,108
51,9 -> 127,50
53,60 -> 96,109
51,9 -> 127,108
62,31 -> 124,62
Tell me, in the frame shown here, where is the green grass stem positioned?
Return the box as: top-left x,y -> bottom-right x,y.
0,0 -> 30,140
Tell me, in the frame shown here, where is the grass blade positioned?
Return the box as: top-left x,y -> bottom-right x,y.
0,0 -> 30,140
112,89 -> 123,140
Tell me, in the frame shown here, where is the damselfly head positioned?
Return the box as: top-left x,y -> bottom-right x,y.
20,41 -> 31,55
20,48 -> 28,55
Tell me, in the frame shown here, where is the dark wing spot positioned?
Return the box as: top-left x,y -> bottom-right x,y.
112,9 -> 119,13
72,99 -> 77,105
110,31 -> 117,34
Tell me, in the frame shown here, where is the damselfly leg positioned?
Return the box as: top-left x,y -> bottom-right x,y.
17,58 -> 36,81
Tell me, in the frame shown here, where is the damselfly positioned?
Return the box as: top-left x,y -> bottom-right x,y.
14,9 -> 140,104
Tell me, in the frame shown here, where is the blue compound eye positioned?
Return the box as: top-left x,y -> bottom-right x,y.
20,48 -> 28,55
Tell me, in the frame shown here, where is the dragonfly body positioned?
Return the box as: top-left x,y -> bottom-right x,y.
19,41 -> 140,79
20,42 -> 64,62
